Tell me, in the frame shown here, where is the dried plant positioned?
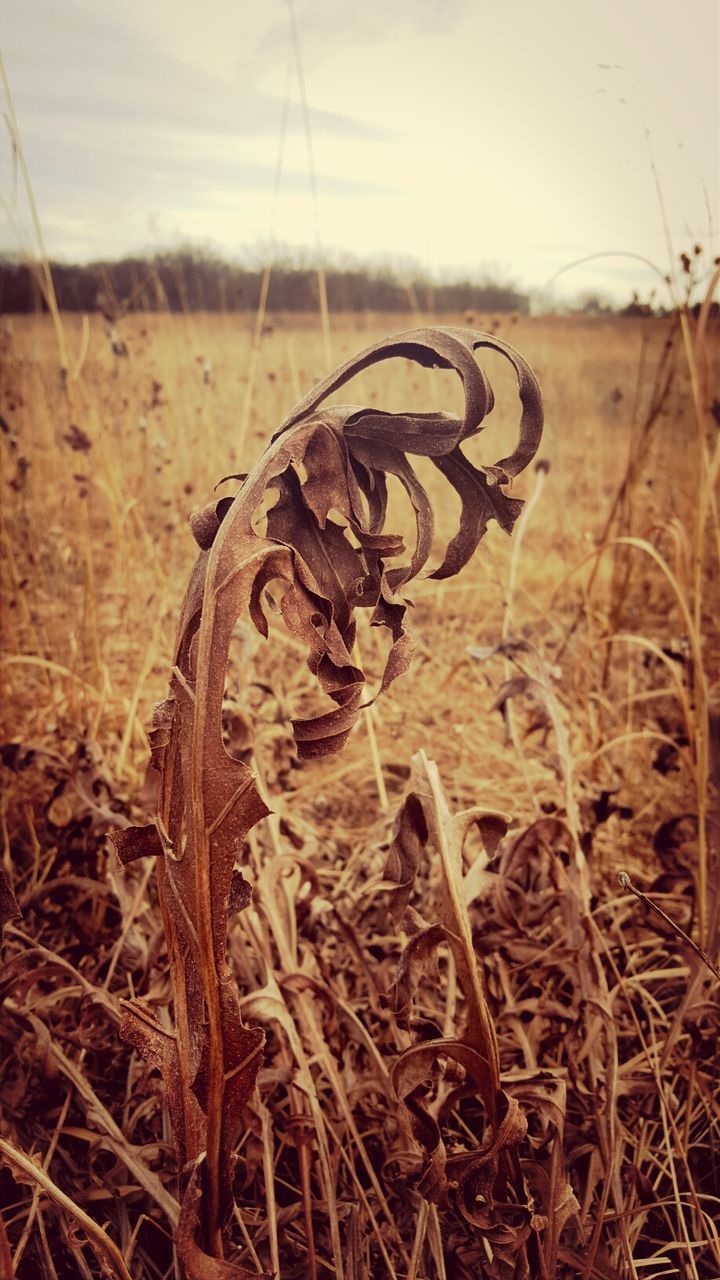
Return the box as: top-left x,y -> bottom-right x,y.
3,299 -> 718,1279
111,326 -> 543,1274
385,753 -> 578,1278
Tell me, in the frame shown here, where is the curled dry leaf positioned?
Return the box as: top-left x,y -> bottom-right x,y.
383,757 -> 526,1234
187,324 -> 542,759
446,1091 -> 532,1260
110,326 -> 543,1271
390,1037 -> 509,1201
384,754 -> 577,1274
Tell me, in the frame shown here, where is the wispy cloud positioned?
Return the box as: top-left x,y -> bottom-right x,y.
8,2 -> 385,142
2,0 -> 718,300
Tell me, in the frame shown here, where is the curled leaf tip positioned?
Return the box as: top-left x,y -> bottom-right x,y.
184,325 -> 543,758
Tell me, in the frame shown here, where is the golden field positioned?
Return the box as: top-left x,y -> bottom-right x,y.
0,307 -> 718,1279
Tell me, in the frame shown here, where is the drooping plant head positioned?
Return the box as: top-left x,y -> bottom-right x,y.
182,326 -> 544,758
113,325 -> 543,1276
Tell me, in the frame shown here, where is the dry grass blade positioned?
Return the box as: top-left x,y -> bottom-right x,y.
109,325 -> 543,1273
0,1136 -> 133,1280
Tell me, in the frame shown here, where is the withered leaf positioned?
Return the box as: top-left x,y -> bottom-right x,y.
177,1159 -> 270,1279
228,870 -> 253,917
505,1069 -> 578,1271
431,449 -> 525,578
128,326 -> 542,1263
389,922 -> 447,1028
110,822 -> 164,866
385,756 -> 543,1267
119,997 -> 194,1170
384,791 -> 429,927
183,327 -> 543,761
391,1038 -> 511,1196
447,1091 -> 529,1232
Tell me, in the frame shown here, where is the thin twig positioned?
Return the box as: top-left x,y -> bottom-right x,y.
618,872 -> 720,982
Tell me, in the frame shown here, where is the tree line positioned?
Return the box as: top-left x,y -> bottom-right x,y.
0,249 -> 531,315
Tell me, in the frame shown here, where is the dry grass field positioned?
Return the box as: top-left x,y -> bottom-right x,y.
0,306 -> 718,1279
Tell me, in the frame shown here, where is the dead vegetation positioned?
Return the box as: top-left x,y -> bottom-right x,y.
0,299 -> 718,1279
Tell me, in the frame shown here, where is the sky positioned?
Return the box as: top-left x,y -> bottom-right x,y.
1,0 -> 718,304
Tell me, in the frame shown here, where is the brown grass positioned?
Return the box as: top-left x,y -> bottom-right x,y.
0,305 -> 718,1279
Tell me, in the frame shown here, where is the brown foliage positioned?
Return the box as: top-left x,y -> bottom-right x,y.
110,326 -> 543,1273
384,754 -> 578,1278
2,306 -> 717,1279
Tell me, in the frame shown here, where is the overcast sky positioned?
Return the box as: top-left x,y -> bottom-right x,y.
1,0 -> 718,302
